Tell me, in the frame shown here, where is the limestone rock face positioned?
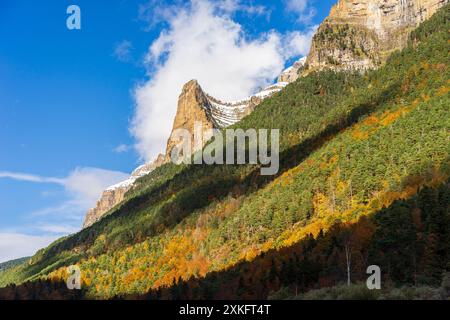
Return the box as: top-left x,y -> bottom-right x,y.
82,154 -> 165,228
83,188 -> 128,228
82,75 -> 287,228
164,79 -> 288,160
165,80 -> 215,162
305,0 -> 449,73
278,57 -> 307,83
82,0 -> 448,229
132,154 -> 166,177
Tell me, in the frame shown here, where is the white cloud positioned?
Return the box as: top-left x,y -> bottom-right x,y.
0,233 -> 58,263
286,0 -> 309,13
0,168 -> 129,210
0,168 -> 129,236
138,0 -> 269,30
131,0 -> 315,160
0,171 -> 64,184
113,40 -> 133,62
285,0 -> 317,24
63,167 -> 129,208
113,144 -> 130,153
284,26 -> 318,57
138,0 -> 180,30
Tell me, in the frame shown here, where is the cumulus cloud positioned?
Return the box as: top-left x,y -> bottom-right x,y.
131,0 -> 315,161
113,40 -> 133,62
283,27 -> 318,57
0,233 -> 58,263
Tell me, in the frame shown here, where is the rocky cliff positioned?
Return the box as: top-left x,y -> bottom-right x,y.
83,188 -> 128,228
303,0 -> 449,73
277,57 -> 307,83
83,0 -> 448,228
82,154 -> 165,228
82,75 -> 290,228
164,79 -> 289,160
164,80 -> 216,162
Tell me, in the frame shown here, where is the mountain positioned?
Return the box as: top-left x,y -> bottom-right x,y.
0,2 -> 448,300
84,0 -> 448,228
278,57 -> 307,83
292,0 -> 449,76
0,258 -> 30,273
83,154 -> 165,228
83,65 -> 295,227
164,80 -> 216,162
164,79 -> 289,161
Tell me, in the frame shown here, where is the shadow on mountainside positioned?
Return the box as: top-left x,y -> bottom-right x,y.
28,75 -> 408,282
1,179 -> 447,300
131,179 -> 450,300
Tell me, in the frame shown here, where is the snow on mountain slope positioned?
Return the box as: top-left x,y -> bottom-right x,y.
83,57 -> 306,228
205,81 -> 288,128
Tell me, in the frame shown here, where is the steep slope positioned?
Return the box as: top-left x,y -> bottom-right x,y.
278,57 -> 307,83
248,0 -> 449,88
164,80 -> 215,162
0,258 -> 30,273
83,0 -> 450,228
303,0 -> 449,73
83,69 -> 293,228
83,154 -> 165,228
164,79 -> 289,161
0,3 -> 448,299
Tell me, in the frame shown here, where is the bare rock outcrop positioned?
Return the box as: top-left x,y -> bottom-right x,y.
83,1 -> 449,228
82,154 -> 165,228
277,57 -> 307,83
83,188 -> 128,228
164,80 -> 215,162
82,77 -> 286,228
304,0 -> 449,73
164,80 -> 288,160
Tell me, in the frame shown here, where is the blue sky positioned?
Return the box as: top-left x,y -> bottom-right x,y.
0,0 -> 336,262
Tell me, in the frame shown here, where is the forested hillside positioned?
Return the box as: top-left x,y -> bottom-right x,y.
0,4 -> 448,300
0,258 -> 30,273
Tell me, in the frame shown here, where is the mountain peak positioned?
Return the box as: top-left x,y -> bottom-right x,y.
82,0 -> 449,229
304,0 -> 449,73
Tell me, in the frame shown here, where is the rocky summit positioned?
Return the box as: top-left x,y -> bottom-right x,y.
2,1 -> 450,301
164,79 -> 289,160
304,0 -> 449,72
82,0 -> 448,229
